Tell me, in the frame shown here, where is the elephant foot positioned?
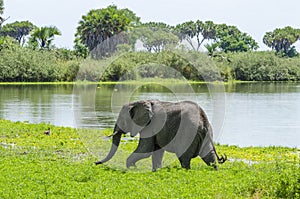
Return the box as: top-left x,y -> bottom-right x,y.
95,161 -> 103,165
126,160 -> 136,169
152,165 -> 162,172
209,162 -> 218,170
152,164 -> 162,172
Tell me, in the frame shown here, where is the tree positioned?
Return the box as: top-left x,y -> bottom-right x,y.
137,22 -> 179,52
0,0 -> 4,27
263,26 -> 300,57
28,26 -> 61,49
75,5 -> 140,57
74,37 -> 89,58
199,21 -> 217,46
214,24 -> 258,52
0,35 -> 20,51
175,20 -> 217,51
0,21 -> 36,45
0,0 -> 3,16
175,21 -> 197,50
204,43 -> 219,57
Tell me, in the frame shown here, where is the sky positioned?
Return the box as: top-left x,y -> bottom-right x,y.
3,0 -> 300,50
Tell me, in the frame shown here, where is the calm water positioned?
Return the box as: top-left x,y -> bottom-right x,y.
0,82 -> 299,148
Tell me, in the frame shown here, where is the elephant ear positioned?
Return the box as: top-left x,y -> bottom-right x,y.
129,101 -> 153,127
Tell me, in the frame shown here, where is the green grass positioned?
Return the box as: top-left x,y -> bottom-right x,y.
0,119 -> 299,198
1,80 -> 299,86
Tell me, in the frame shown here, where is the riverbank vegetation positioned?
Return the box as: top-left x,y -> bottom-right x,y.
0,37 -> 80,82
1,4 -> 300,82
1,41 -> 300,82
0,119 -> 299,198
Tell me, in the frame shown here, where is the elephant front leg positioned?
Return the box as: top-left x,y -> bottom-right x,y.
152,148 -> 165,172
126,137 -> 154,169
126,152 -> 152,168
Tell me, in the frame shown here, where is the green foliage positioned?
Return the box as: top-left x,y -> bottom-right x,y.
28,26 -> 61,49
215,24 -> 259,52
78,51 -> 221,82
75,5 -> 140,57
220,51 -> 300,81
0,21 -> 36,45
263,26 -> 300,57
0,119 -> 299,198
0,44 -> 79,82
204,43 -> 219,57
175,21 -> 258,53
53,48 -> 78,61
77,50 -> 300,82
0,0 -> 3,15
116,43 -> 132,53
0,0 -> 3,25
136,23 -> 179,52
74,37 -> 89,58
0,36 -> 20,51
175,20 -> 217,51
0,5 -> 300,83
275,160 -> 300,198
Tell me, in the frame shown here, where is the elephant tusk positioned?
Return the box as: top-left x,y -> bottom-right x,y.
107,131 -> 118,138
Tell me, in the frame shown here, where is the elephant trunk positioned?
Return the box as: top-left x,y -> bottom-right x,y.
95,129 -> 122,165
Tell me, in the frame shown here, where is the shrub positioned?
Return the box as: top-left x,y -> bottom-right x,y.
0,44 -> 79,82
227,52 -> 300,81
77,51 -> 222,82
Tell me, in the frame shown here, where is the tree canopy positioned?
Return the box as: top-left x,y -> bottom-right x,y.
28,26 -> 61,49
214,24 -> 259,52
0,0 -> 3,15
75,5 -> 140,57
0,0 -> 4,27
175,20 -> 217,51
175,21 -> 258,53
136,22 -> 179,52
0,21 -> 36,45
263,26 -> 300,57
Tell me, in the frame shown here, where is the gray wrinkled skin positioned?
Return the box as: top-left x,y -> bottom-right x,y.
95,100 -> 226,171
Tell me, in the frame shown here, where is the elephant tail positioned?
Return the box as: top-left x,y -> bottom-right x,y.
206,125 -> 227,164
95,131 -> 122,165
213,144 -> 227,164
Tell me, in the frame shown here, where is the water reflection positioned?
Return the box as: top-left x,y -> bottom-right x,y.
0,82 -> 299,147
0,84 -> 75,127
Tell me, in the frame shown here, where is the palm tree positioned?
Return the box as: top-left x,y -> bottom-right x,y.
29,26 -> 61,49
204,43 -> 219,57
0,0 -> 3,14
0,0 -> 4,27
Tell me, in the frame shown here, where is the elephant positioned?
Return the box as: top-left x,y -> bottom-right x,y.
95,100 -> 227,171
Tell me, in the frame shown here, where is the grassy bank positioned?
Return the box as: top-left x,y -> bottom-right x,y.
1,78 -> 297,86
0,79 -> 229,85
0,119 -> 299,198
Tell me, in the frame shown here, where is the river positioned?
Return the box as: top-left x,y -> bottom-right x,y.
0,82 -> 299,148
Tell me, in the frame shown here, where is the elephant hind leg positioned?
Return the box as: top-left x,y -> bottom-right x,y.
152,148 -> 165,172
201,151 -> 218,170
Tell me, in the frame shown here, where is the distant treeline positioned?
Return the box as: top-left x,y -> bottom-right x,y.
1,38 -> 299,82
0,4 -> 300,82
